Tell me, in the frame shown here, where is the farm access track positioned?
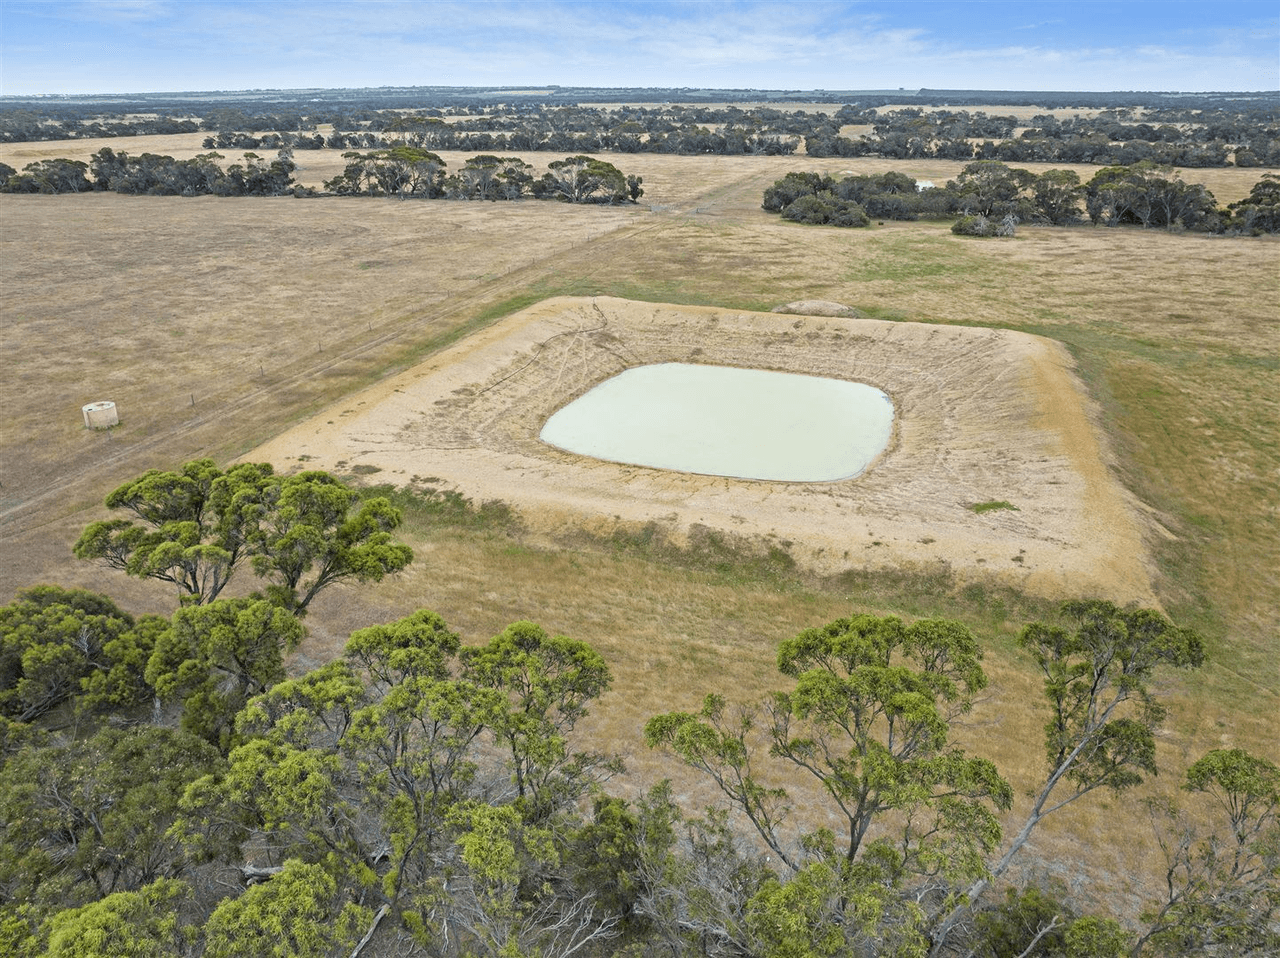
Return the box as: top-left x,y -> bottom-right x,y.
0,204 -> 685,540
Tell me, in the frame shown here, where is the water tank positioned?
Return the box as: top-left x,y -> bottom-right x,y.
82,401 -> 119,429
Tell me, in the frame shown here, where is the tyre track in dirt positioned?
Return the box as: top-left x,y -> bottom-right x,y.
0,211 -> 676,541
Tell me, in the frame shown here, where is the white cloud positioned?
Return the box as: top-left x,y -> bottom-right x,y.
1,0 -> 1275,94
75,0 -> 169,22
1012,20 -> 1065,32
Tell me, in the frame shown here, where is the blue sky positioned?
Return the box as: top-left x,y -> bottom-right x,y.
2,1 -> 1276,96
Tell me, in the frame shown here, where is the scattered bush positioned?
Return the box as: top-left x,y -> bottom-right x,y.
970,500 -> 1020,513
952,215 -> 997,236
951,214 -> 1018,237
780,192 -> 870,227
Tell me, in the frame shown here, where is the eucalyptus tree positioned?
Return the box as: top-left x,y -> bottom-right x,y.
34,879 -> 190,958
201,859 -> 372,958
538,155 -> 631,204
648,601 -> 1206,956
1086,162 -> 1216,229
74,461 -> 412,614
0,726 -> 225,911
1031,169 -> 1085,224
146,596 -> 306,749
323,147 -> 446,196
0,158 -> 90,193
452,155 -> 534,200
949,160 -> 1036,218
1229,172 -> 1280,232
179,611 -> 621,955
929,599 -> 1205,955
74,460 -> 275,606
0,585 -> 145,721
461,620 -> 619,821
1136,747 -> 1280,956
248,470 -> 413,615
647,613 -> 1012,954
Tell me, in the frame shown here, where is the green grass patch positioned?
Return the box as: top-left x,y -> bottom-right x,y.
568,518 -> 799,587
392,313 -> 500,368
363,481 -> 522,536
844,233 -> 998,284
1026,326 -> 1276,676
472,292 -> 548,323
970,500 -> 1019,514
545,511 -> 1055,639
508,274 -> 774,315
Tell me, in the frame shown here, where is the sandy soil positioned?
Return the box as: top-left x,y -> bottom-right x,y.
247,295 -> 1156,603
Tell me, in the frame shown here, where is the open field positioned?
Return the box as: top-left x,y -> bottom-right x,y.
1,137 -> 1277,918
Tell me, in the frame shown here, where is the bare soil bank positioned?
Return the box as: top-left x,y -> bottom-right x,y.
248,296 -> 1156,603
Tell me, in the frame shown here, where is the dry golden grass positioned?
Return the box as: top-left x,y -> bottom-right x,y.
1,131 -> 1276,919
0,197 -> 604,521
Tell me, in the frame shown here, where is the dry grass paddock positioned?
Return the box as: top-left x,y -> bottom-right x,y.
1,134 -> 1276,920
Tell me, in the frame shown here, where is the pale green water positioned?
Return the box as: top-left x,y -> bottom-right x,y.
539,363 -> 894,482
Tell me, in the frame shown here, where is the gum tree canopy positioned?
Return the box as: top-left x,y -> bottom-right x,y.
647,613 -> 1012,877
928,599 -> 1207,956
0,585 -> 148,722
74,460 -> 412,613
538,155 -> 634,204
647,602 -> 1208,957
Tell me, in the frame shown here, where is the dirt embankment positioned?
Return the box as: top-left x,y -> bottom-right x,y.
247,296 -> 1157,604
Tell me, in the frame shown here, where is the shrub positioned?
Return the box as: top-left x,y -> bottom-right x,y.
781,193 -> 833,224
951,214 -> 1017,237
781,192 -> 869,227
970,500 -> 1019,513
863,193 -> 919,220
762,171 -> 835,211
952,214 -> 996,236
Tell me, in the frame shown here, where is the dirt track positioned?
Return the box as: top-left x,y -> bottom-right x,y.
248,295 -> 1156,603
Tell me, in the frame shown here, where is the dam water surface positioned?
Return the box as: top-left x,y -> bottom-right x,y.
539,363 -> 893,482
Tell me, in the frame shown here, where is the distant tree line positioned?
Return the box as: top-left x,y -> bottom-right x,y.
0,108 -> 202,142
761,164 -> 1280,234
4,84 -> 1276,116
803,105 -> 1280,167
0,148 -> 299,197
0,147 -> 644,204
323,150 -> 644,203
4,99 -> 1277,166
195,107 -> 803,157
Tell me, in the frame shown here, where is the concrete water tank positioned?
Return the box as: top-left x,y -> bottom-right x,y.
82,401 -> 119,429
